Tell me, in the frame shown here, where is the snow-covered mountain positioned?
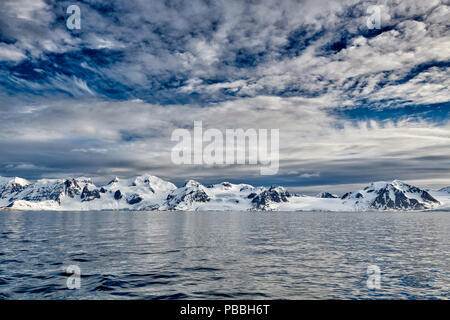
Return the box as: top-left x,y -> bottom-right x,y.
164,180 -> 211,210
1,175 -> 176,211
428,186 -> 450,211
0,177 -> 31,200
317,192 -> 338,199
250,186 -> 291,211
438,187 -> 450,193
340,180 -> 440,210
0,175 -> 448,211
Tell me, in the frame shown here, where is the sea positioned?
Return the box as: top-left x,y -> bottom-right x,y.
0,210 -> 449,299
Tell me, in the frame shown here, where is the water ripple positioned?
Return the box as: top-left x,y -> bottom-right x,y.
0,211 -> 449,299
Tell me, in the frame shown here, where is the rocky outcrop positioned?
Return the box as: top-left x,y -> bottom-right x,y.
165,180 -> 210,210
0,177 -> 30,200
251,186 -> 290,210
80,185 -> 101,202
126,193 -> 143,205
114,190 -> 122,200
317,192 -> 337,199
64,179 -> 82,198
342,180 -> 440,210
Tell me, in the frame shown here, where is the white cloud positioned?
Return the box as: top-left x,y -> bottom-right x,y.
0,44 -> 26,62
299,172 -> 321,178
0,96 -> 448,187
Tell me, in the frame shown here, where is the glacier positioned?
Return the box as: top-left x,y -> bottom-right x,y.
0,174 -> 449,212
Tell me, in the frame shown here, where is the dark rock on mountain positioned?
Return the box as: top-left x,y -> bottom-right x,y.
240,185 -> 253,192
126,194 -> 143,205
317,192 -> 337,199
341,192 -> 350,200
114,190 -> 122,200
371,182 -> 439,210
64,179 -> 81,198
247,192 -> 257,199
221,182 -> 233,189
168,188 -> 210,204
252,186 -> 290,210
107,177 -> 120,185
80,186 -> 101,202
190,191 -> 210,203
20,181 -> 66,204
343,192 -> 363,199
343,180 -> 440,210
166,180 -> 210,209
371,188 -> 422,210
0,178 -> 30,199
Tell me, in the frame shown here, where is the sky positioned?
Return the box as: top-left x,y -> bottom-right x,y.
0,0 -> 449,194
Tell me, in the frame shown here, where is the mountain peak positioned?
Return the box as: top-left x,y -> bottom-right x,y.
347,180 -> 440,210
0,176 -> 31,187
107,177 -> 120,185
183,180 -> 203,188
11,177 -> 31,186
438,186 -> 450,193
317,192 -> 337,199
0,176 -> 448,211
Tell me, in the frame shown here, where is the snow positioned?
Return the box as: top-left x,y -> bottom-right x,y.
429,190 -> 450,210
0,175 -> 449,212
194,182 -> 257,211
11,177 -> 31,186
438,187 -> 450,193
278,196 -> 355,211
0,176 -> 31,187
7,200 -> 61,210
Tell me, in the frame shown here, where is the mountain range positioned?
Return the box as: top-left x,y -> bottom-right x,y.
0,175 -> 449,212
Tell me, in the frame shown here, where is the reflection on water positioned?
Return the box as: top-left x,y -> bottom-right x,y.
0,211 -> 449,299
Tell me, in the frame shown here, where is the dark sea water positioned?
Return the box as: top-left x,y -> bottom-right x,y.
0,211 -> 449,299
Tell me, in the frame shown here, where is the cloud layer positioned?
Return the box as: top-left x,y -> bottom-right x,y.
0,0 -> 449,192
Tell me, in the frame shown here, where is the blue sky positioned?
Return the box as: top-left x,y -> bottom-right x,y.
0,0 -> 449,193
